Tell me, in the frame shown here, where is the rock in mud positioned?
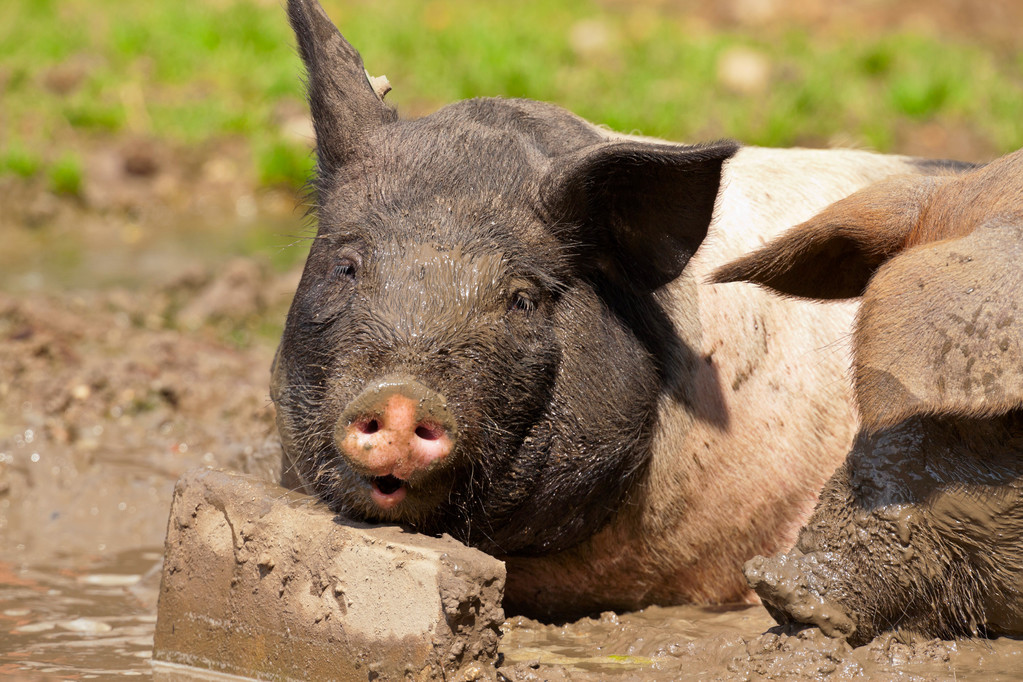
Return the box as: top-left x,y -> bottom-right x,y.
153,468 -> 505,681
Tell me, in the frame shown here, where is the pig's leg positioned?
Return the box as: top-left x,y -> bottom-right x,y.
744,459 -> 873,644
747,419 -> 1005,645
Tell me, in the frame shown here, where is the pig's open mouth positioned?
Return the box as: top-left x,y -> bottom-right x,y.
368,474 -> 408,510
373,475 -> 405,495
357,466 -> 460,522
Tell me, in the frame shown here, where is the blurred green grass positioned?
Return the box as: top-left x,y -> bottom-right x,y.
1,0 -> 1022,190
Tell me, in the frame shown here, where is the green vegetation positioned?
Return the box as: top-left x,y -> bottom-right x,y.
48,153 -> 84,196
1,0 -> 1021,190
1,144 -> 42,178
256,140 -> 315,188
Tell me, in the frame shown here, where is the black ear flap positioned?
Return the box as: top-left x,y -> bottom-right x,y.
711,175 -> 941,300
287,0 -> 397,174
547,140 -> 740,290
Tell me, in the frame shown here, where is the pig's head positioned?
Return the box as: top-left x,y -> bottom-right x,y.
713,149 -> 1023,431
271,0 -> 738,555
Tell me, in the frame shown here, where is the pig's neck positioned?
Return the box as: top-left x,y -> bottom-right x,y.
503,276 -> 857,616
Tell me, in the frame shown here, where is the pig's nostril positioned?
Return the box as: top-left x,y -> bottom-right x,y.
373,475 -> 404,495
415,424 -> 443,441
357,419 -> 380,435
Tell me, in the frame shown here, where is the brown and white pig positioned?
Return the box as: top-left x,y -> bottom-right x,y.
713,148 -> 1023,644
271,0 -> 971,618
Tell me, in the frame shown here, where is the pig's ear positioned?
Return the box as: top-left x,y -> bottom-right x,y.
288,0 -> 397,174
548,140 -> 739,290
854,221 -> 1023,430
711,175 -> 940,299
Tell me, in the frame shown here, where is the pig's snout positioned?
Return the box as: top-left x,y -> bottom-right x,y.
336,376 -> 457,508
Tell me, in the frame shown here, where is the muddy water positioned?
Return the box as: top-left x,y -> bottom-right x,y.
0,549 -> 161,680
499,608 -> 1023,680
5,555 -> 1023,681
2,213 -> 1022,679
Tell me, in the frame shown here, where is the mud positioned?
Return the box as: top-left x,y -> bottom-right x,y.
500,611 -> 1023,680
154,468 -> 504,680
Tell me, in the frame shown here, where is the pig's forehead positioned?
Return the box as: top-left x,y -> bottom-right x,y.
342,103 -> 578,196
321,96 -> 601,204
317,153 -> 561,259
373,241 -> 510,281
317,190 -> 553,244
327,214 -> 563,284
314,100 -> 592,255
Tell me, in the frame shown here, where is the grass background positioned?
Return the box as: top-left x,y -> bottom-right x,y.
2,0 -> 1022,193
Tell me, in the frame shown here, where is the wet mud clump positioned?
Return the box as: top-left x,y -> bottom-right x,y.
154,468 -> 505,680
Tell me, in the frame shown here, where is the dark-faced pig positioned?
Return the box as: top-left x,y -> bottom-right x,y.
714,148 -> 1023,644
272,0 -> 964,618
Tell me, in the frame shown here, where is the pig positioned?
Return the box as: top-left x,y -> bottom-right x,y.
271,0 -> 970,618
712,148 -> 1023,644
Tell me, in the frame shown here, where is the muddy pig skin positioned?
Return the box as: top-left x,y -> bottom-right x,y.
715,149 -> 1023,644
272,0 -> 968,619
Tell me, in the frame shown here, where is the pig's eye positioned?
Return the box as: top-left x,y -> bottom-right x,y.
330,253 -> 360,282
509,290 -> 536,314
